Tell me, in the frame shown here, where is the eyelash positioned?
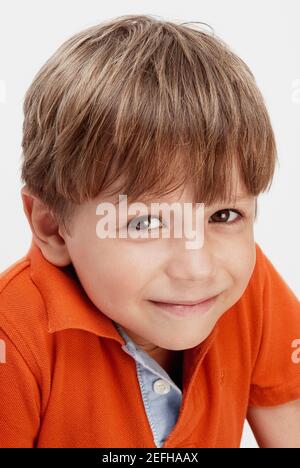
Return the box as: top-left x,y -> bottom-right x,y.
127,209 -> 245,230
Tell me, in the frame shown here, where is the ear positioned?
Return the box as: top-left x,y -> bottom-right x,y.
21,186 -> 72,267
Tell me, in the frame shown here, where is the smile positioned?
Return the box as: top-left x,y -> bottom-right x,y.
149,295 -> 219,318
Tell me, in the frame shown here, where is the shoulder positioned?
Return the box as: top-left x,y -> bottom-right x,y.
251,242 -> 299,306
241,241 -> 299,333
244,241 -> 294,306
0,255 -> 51,382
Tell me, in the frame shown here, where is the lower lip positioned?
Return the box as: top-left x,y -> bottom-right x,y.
149,296 -> 218,318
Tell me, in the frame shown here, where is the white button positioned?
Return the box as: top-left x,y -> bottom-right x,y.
153,379 -> 171,395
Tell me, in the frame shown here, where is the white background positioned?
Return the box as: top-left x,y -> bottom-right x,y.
0,0 -> 299,448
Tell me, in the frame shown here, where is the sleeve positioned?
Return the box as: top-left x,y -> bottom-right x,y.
248,250 -> 300,407
0,326 -> 41,447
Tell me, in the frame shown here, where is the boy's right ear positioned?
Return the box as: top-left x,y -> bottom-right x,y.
21,185 -> 35,235
20,185 -> 72,267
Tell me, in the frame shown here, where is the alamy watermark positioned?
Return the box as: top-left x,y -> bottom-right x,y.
291,79 -> 300,104
95,195 -> 205,250
0,80 -> 6,104
0,339 -> 6,363
291,338 -> 300,364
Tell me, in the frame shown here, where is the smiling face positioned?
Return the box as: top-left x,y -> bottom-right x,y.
59,171 -> 257,359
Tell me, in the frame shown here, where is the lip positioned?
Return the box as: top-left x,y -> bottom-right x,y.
152,296 -> 217,306
149,295 -> 218,318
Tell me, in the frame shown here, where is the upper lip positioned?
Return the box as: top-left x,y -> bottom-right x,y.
150,295 -> 217,306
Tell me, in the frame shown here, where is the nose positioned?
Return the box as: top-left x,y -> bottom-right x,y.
166,238 -> 217,282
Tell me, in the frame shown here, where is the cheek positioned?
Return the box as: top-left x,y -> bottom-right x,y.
102,261 -> 144,296
229,241 -> 257,288
90,241 -> 166,295
217,241 -> 256,313
68,240 -> 154,309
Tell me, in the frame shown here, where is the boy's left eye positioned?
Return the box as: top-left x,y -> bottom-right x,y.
209,209 -> 244,225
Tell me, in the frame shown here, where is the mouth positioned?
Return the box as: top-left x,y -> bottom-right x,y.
148,295 -> 219,318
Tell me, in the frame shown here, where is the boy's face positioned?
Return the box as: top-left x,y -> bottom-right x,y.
59,173 -> 257,358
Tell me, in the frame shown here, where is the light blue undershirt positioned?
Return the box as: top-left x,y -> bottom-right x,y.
114,322 -> 183,448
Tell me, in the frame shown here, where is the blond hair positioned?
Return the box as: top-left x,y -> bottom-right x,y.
21,14 -> 277,234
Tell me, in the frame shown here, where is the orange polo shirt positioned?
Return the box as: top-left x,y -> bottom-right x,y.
0,239 -> 300,448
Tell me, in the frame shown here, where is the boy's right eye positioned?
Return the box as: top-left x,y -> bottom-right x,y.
127,214 -> 163,231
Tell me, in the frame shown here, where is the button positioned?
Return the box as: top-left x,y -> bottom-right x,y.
153,379 -> 171,395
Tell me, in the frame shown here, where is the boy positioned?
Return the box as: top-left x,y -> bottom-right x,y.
0,14 -> 300,448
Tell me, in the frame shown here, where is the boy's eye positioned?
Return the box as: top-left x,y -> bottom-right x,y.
209,209 -> 244,225
127,214 -> 163,231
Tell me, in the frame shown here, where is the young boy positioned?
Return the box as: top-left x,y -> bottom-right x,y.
0,14 -> 300,448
